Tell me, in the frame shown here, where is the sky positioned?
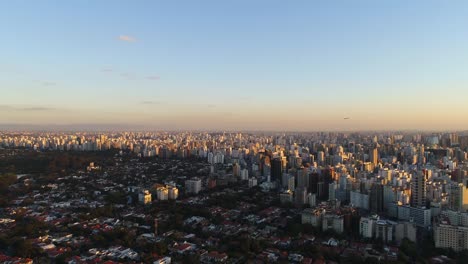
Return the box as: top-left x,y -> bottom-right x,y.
1,0 -> 468,131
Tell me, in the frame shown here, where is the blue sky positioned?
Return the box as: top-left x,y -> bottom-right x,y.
1,1 -> 468,130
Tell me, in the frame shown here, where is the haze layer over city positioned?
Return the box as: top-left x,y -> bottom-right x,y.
2,1 -> 468,264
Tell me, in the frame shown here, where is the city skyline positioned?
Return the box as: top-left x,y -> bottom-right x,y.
2,1 -> 468,130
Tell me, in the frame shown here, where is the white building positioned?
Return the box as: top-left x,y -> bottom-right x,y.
248,177 -> 258,188
240,169 -> 249,180
168,186 -> 179,200
434,222 -> 468,252
322,214 -> 344,234
302,208 -> 324,227
395,221 -> 417,243
185,178 -> 202,194
409,207 -> 431,227
375,220 -> 396,243
441,210 -> 468,227
207,152 -> 214,164
280,190 -> 293,204
288,176 -> 295,191
154,256 -> 171,264
360,216 -> 377,239
328,182 -> 338,201
138,190 -> 152,205
383,185 -> 396,209
295,187 -> 308,205
350,191 -> 370,210
156,187 -> 169,201
308,193 -> 317,207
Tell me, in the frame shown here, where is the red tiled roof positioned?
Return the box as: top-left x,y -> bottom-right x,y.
174,243 -> 192,251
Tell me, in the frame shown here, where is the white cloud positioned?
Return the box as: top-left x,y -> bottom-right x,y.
42,81 -> 56,86
147,75 -> 160,80
141,101 -> 163,105
118,35 -> 137,42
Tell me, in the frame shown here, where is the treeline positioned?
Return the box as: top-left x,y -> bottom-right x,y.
0,150 -> 119,174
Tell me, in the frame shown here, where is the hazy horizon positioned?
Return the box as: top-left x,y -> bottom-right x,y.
2,1 -> 468,130
0,123 -> 466,134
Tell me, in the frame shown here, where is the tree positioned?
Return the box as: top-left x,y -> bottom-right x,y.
0,173 -> 16,192
238,235 -> 252,254
342,254 -> 364,264
372,239 -> 384,252
458,250 -> 468,264
11,239 -> 40,258
399,238 -> 417,260
105,191 -> 127,204
152,241 -> 168,255
364,256 -> 380,264
302,223 -> 316,234
182,253 -> 200,264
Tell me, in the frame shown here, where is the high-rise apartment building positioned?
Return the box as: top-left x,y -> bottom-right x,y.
370,147 -> 378,165
185,178 -> 202,194
434,223 -> 468,252
271,158 -> 282,183
410,171 -> 426,208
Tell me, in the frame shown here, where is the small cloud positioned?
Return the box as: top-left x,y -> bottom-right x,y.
220,111 -> 234,117
141,101 -> 162,105
101,68 -> 113,73
0,105 -> 56,111
118,35 -> 136,42
42,81 -> 56,86
21,107 -> 54,111
147,75 -> 160,80
120,73 -> 136,79
207,104 -> 216,108
0,105 -> 15,110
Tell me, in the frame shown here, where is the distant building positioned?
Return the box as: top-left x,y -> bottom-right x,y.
449,182 -> 468,212
410,171 -> 426,208
391,203 -> 431,227
434,222 -> 468,251
288,175 -> 295,191
350,190 -> 370,210
232,163 -> 240,178
271,158 -> 282,183
370,147 -> 378,165
185,178 -> 202,194
280,190 -> 293,204
302,208 -> 323,227
383,185 -> 396,209
395,221 -> 417,243
441,210 -> 468,227
154,256 -> 171,264
308,193 -> 317,207
156,187 -> 169,201
294,187 -> 308,205
360,216 -> 377,239
328,181 -> 338,201
370,183 -> 384,213
375,220 -> 396,243
322,214 -> 344,234
409,206 -> 431,227
248,177 -> 258,188
240,169 -> 249,180
138,190 -> 152,205
168,186 -> 179,200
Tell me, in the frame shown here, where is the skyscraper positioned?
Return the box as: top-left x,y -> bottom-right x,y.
271,158 -> 282,183
410,171 -> 426,207
370,183 -> 384,213
370,147 -> 378,165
